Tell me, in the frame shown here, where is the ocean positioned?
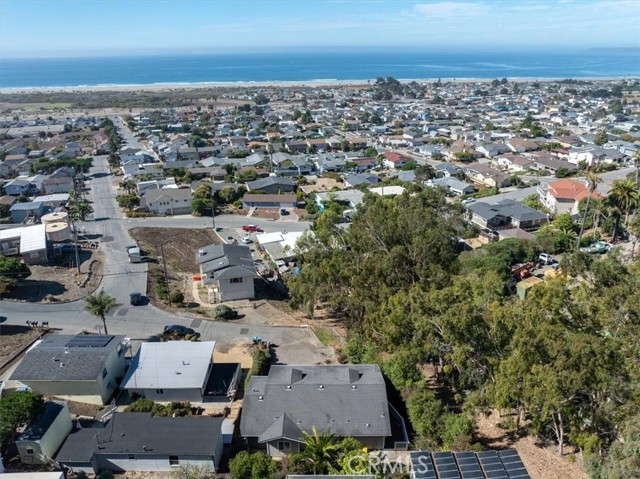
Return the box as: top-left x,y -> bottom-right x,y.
1,50 -> 639,89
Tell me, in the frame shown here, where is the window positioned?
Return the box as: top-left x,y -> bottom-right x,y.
277,441 -> 291,452
169,456 -> 180,466
29,251 -> 40,258
26,448 -> 34,454
156,389 -> 164,394
230,277 -> 243,284
102,368 -> 108,379
107,381 -> 113,390
128,454 -> 135,460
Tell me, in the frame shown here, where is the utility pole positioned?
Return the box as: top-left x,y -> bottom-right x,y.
211,187 -> 216,230
158,242 -> 172,307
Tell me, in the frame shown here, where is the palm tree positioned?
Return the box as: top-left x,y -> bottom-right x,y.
576,171 -> 601,249
629,214 -> 640,260
119,179 -> 137,195
84,290 -> 118,334
69,199 -> 94,222
299,427 -> 339,474
609,179 -> 639,227
634,150 -> 640,190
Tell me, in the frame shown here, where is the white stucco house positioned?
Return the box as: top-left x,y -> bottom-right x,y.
195,244 -> 257,303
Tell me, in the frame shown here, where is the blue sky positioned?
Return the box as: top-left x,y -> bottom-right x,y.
1,0 -> 639,58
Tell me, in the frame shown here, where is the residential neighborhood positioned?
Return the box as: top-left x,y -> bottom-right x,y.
1,77 -> 639,479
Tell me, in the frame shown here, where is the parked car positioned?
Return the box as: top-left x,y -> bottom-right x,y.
163,325 -> 200,338
539,253 -> 555,265
129,292 -> 142,306
241,236 -> 253,244
461,198 -> 476,205
54,243 -> 78,254
242,225 -> 262,232
280,208 -> 289,215
580,241 -> 613,254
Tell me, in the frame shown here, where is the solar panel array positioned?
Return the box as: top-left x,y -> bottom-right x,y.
65,335 -> 114,348
410,450 -> 530,479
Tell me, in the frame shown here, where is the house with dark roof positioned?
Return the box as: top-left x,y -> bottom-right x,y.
55,412 -> 224,473
343,173 -> 380,188
195,244 -> 257,303
426,177 -> 475,196
240,364 -> 406,457
16,401 -> 73,465
467,200 -> 547,231
10,335 -> 128,404
242,193 -> 298,210
246,177 -> 296,194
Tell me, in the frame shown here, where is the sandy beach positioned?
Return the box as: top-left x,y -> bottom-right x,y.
0,76 -> 633,95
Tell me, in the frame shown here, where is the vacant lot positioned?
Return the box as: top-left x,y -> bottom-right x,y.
129,227 -> 220,307
0,325 -> 43,371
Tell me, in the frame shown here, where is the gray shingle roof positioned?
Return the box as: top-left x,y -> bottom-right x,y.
241,365 -> 392,442
11,335 -> 124,382
18,401 -> 67,442
56,412 -> 223,462
469,199 -> 547,223
195,244 -> 256,284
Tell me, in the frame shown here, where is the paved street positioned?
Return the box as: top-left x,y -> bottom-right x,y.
0,148 -> 327,365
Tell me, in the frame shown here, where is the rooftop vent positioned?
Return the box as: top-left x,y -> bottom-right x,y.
318,385 -> 324,390
351,385 -> 357,390
286,385 -> 291,390
258,396 -> 264,401
365,423 -> 370,428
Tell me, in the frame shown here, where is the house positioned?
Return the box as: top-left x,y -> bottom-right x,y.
382,152 -> 412,169
315,190 -> 365,211
256,231 -> 305,263
246,177 -> 296,194
10,201 -> 45,224
495,154 -> 534,172
538,179 -> 600,215
530,153 -> 577,174
242,193 -> 298,209
476,143 -> 510,158
195,244 -> 257,303
426,177 -> 475,196
568,146 -> 625,167
42,176 -> 73,194
435,163 -> 463,178
467,200 -> 548,231
0,224 -> 48,264
4,178 -> 31,196
506,137 -> 539,153
10,334 -> 128,405
343,173 -> 380,188
464,164 -> 511,188
16,401 -> 73,465
120,341 -> 239,402
55,412 -> 224,473
137,178 -> 177,196
143,188 -> 192,216
240,364 -> 404,457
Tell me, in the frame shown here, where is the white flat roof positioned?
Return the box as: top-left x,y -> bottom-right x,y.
120,341 -> 215,391
256,232 -> 283,245
0,224 -> 46,253
369,186 -> 405,196
0,473 -> 64,479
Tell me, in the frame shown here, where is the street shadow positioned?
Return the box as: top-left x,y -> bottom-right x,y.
6,280 -> 67,301
91,172 -> 110,179
92,217 -> 110,221
0,324 -> 32,336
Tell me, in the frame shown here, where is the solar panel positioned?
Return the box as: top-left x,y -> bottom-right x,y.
66,335 -> 114,348
411,450 -> 530,479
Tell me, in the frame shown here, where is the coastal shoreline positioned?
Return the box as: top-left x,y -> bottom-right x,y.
1,76 -> 636,95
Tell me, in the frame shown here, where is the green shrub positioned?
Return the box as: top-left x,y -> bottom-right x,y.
170,291 -> 184,304
99,471 -> 114,479
214,304 -> 238,320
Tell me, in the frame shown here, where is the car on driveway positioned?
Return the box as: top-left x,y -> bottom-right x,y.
539,253 -> 555,265
242,225 -> 262,232
129,292 -> 142,305
163,324 -> 200,338
580,241 -> 613,254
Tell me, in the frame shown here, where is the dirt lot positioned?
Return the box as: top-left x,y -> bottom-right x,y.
251,208 -> 280,220
475,410 -> 588,479
0,325 -> 43,371
129,227 -> 220,307
3,250 -> 103,303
